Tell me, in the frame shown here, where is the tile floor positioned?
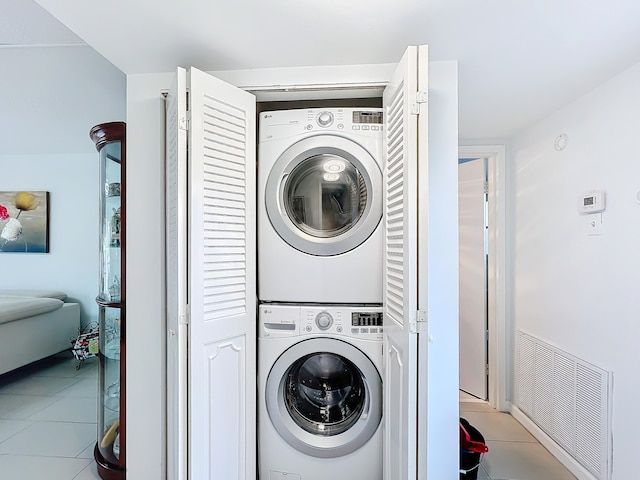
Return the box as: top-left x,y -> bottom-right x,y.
0,351 -> 101,479
460,391 -> 577,480
0,353 -> 579,480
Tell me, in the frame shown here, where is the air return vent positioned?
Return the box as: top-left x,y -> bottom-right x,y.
515,330 -> 612,480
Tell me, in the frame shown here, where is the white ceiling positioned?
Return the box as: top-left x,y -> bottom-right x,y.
7,0 -> 640,139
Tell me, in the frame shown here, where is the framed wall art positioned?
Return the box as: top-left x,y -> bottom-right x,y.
0,191 -> 50,253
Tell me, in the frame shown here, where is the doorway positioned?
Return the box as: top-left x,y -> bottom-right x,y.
458,155 -> 488,400
458,145 -> 508,411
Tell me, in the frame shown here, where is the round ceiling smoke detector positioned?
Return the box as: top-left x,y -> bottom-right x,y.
554,133 -> 569,151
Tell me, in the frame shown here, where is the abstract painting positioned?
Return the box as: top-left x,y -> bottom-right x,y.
0,191 -> 50,253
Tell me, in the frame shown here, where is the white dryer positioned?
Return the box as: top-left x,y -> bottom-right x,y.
258,304 -> 383,480
258,108 -> 384,304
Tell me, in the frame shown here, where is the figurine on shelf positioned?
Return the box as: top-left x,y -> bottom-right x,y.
110,207 -> 121,247
105,182 -> 121,197
108,275 -> 121,302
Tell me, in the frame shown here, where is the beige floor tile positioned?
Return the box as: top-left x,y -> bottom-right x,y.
482,440 -> 577,480
0,454 -> 91,480
0,419 -> 32,443
28,396 -> 97,423
0,393 -> 60,420
476,463 -> 490,479
461,410 -> 537,443
56,378 -> 98,398
76,442 -> 96,459
73,461 -> 102,479
31,357 -> 84,378
0,375 -> 82,396
0,420 -> 95,457
460,401 -> 497,413
460,391 -> 485,402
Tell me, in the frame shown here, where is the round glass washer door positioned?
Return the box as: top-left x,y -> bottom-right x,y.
265,135 -> 382,256
265,338 -> 382,458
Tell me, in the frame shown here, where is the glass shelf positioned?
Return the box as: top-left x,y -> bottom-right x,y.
91,122 -> 126,480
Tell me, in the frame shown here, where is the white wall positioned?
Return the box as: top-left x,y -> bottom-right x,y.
0,45 -> 125,328
512,60 -> 640,479
424,60 -> 461,478
126,72 -> 172,479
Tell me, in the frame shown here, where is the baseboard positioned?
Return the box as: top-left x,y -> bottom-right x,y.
510,406 -> 599,480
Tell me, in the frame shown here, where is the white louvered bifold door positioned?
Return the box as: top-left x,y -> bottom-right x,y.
166,67 -> 189,480
384,47 -> 461,480
382,45 -> 423,480
187,67 -> 256,480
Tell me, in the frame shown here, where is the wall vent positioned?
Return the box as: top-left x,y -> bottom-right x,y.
516,330 -> 612,480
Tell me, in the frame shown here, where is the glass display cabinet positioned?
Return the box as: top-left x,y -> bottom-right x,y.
90,122 -> 126,480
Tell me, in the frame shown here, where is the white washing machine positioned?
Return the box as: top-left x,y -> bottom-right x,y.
258,303 -> 383,480
258,108 -> 384,304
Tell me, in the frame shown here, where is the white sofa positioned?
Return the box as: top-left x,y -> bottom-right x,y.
0,289 -> 80,375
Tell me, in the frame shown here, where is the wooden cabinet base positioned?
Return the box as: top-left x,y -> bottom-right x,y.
94,443 -> 124,480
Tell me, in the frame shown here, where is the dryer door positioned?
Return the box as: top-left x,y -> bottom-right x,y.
265,135 -> 382,256
265,338 -> 382,458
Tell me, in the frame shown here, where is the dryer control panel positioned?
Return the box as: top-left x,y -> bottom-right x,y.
259,304 -> 383,340
259,107 -> 384,142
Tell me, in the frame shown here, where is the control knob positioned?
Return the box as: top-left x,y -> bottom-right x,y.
315,311 -> 333,330
316,111 -> 334,127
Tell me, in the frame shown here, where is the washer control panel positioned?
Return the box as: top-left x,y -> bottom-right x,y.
302,308 -> 382,339
259,304 -> 383,340
316,111 -> 334,127
315,311 -> 334,330
300,307 -> 382,338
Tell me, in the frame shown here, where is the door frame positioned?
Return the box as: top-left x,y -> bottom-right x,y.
163,61 -> 460,478
458,145 -> 508,411
458,155 -> 489,400
162,71 -> 395,480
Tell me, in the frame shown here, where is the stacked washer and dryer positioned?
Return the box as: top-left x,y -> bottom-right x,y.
257,108 -> 385,480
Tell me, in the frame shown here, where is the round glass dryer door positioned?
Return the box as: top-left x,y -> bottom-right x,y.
265,338 -> 382,458
265,135 -> 382,256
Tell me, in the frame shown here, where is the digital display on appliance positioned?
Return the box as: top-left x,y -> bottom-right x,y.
353,111 -> 383,124
352,312 -> 383,326
584,197 -> 594,206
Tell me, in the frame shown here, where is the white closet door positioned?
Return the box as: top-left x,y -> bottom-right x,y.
166,67 -> 189,480
187,67 -> 257,480
459,157 -> 487,400
382,45 -> 428,480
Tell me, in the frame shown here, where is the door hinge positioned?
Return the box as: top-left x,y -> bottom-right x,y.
410,309 -> 428,334
484,181 -> 489,194
410,91 -> 429,115
179,305 -> 190,325
179,117 -> 189,132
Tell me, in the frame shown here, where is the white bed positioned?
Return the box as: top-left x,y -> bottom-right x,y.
0,289 -> 80,375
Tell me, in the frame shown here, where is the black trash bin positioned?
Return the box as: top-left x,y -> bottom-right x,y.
460,417 -> 489,480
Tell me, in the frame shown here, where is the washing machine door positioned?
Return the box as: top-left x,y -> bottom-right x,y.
265,135 -> 382,256
265,337 -> 382,458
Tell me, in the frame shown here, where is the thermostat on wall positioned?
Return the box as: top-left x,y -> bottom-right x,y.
577,190 -> 605,213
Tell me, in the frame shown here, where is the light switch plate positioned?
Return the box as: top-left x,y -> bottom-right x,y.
586,214 -> 602,236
